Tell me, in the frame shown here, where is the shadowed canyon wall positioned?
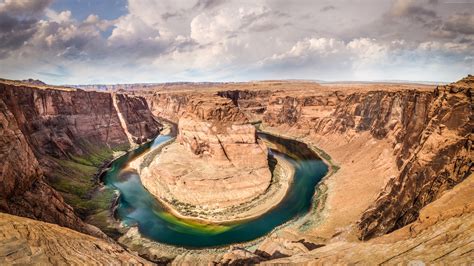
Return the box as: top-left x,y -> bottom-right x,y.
0,83 -> 161,237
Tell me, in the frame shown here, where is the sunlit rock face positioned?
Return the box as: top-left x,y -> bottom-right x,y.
178,97 -> 269,169
142,96 -> 272,209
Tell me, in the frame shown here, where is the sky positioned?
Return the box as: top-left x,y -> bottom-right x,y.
0,0 -> 473,84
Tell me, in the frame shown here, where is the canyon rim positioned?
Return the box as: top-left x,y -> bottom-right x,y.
0,0 -> 473,265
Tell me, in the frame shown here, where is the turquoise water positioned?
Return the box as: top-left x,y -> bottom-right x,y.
103,132 -> 328,248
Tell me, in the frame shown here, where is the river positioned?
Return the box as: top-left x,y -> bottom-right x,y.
103,131 -> 328,248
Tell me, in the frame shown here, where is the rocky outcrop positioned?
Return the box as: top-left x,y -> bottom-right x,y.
0,98 -> 41,206
0,82 -> 161,237
259,78 -> 472,239
0,212 -> 150,265
217,90 -> 272,122
0,84 -> 160,159
177,96 -> 266,168
143,92 -> 190,122
0,96 -> 104,238
358,77 -> 473,239
114,93 -> 161,144
262,173 -> 474,265
140,96 -> 272,215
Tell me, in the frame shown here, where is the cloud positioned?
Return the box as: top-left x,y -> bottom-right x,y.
190,5 -> 276,44
258,36 -> 472,81
0,0 -> 53,58
0,0 -> 471,83
320,5 -> 335,12
0,14 -> 37,57
390,0 -> 437,19
263,37 -> 388,70
193,0 -> 225,10
442,12 -> 474,35
0,0 -> 52,17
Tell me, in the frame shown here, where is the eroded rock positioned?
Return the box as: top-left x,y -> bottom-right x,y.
141,96 -> 272,215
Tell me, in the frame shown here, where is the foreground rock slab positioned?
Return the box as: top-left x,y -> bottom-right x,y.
0,213 -> 150,265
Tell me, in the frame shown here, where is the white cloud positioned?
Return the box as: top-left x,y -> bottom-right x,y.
45,9 -> 72,23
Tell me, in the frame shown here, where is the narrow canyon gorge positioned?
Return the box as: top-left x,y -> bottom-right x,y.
0,76 -> 472,264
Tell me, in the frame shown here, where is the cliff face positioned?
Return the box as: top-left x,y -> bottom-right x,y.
0,98 -> 41,202
0,95 -> 104,238
178,96 -> 269,169
114,93 -> 161,144
217,90 -> 272,122
258,79 -> 472,239
358,78 -> 473,239
0,84 -> 161,158
143,92 -> 190,122
262,173 -> 474,265
0,82 -> 161,236
0,85 -> 129,159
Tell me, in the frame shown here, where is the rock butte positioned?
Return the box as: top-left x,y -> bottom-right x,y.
0,76 -> 472,264
140,96 -> 277,219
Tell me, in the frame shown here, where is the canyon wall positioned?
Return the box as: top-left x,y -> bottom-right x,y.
114,93 -> 160,144
0,82 -> 161,236
143,92 -> 190,122
251,78 -> 472,239
144,89 -> 272,124
358,77 -> 472,239
217,90 -> 272,122
0,89 -> 104,237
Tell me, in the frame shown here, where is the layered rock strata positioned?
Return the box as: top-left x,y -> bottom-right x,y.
210,78 -> 472,241
0,94 -> 104,238
0,81 -> 161,236
140,96 -> 273,218
262,173 -> 474,265
0,213 -> 150,265
217,90 -> 272,122
358,76 -> 473,239
143,92 -> 190,122
1,77 -> 472,264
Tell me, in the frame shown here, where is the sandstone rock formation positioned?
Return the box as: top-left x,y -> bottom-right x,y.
260,173 -> 474,265
114,93 -> 160,144
217,90 -> 272,122
143,92 -> 190,122
0,213 -> 150,265
141,96 -> 272,213
0,81 -> 161,237
229,78 -> 472,240
0,96 -> 103,238
145,78 -> 470,263
358,77 -> 473,239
